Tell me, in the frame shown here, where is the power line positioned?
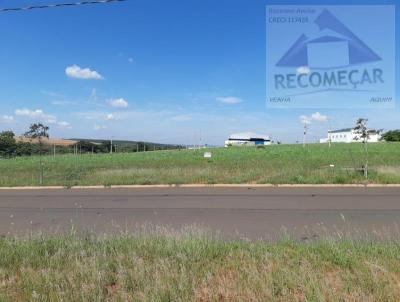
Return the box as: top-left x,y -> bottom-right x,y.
0,0 -> 126,13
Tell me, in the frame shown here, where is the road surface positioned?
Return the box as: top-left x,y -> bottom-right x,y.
0,187 -> 400,240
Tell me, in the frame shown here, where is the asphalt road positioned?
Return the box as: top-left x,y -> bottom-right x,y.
1,187 -> 400,240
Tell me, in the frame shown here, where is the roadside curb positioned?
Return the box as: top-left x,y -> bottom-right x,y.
1,183 -> 400,190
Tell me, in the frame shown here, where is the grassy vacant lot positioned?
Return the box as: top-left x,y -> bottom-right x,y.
0,231 -> 400,301
0,142 -> 400,186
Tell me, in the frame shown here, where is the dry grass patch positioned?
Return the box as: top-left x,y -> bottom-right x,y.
1,232 -> 400,301
376,166 -> 400,176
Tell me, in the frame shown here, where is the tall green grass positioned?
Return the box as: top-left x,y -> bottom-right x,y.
0,230 -> 399,301
1,143 -> 400,186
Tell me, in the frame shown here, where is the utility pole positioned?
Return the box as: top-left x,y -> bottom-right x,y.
53,144 -> 56,157
110,137 -> 113,154
328,117 -> 332,148
354,118 -> 369,179
303,122 -> 308,148
199,130 -> 202,149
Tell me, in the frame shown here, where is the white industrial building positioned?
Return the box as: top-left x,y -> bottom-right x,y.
319,128 -> 382,144
225,132 -> 271,147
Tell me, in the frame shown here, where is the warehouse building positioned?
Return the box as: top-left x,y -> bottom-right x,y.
319,128 -> 382,144
225,132 -> 271,147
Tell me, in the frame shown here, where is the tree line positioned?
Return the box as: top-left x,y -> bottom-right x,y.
1,124 -> 183,158
381,130 -> 400,142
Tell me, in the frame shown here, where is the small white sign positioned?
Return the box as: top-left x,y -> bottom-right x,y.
203,152 -> 212,158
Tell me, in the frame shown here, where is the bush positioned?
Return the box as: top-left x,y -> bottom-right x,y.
0,131 -> 17,158
382,130 -> 400,142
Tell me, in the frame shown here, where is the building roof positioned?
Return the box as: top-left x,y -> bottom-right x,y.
229,132 -> 270,141
328,128 -> 381,134
328,128 -> 353,134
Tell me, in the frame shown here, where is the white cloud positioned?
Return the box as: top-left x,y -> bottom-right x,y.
57,121 -> 71,129
51,100 -> 75,106
108,98 -> 129,108
105,113 -> 115,121
65,65 -> 103,80
299,112 -> 329,124
90,88 -> 98,100
296,66 -> 311,75
171,114 -> 192,122
15,108 -> 71,129
15,108 -> 47,119
41,90 -> 66,98
311,112 -> 329,122
0,115 -> 14,123
82,112 -> 117,121
46,118 -> 58,124
76,109 -> 172,123
216,96 -> 243,105
299,115 -> 312,124
93,124 -> 106,131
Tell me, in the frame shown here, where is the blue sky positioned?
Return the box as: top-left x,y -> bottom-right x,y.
0,0 -> 398,145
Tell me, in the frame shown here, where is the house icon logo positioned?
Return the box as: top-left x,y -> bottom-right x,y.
266,5 -> 395,108
276,9 -> 381,69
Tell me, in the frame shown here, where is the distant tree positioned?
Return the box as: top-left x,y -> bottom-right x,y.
24,123 -> 49,185
353,118 -> 369,179
15,141 -> 33,156
100,141 -> 111,153
24,123 -> 49,151
77,140 -> 108,154
0,131 -> 16,157
354,118 -> 369,142
381,130 -> 400,142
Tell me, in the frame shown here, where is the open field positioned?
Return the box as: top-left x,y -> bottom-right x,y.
0,230 -> 400,301
0,143 -> 400,186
